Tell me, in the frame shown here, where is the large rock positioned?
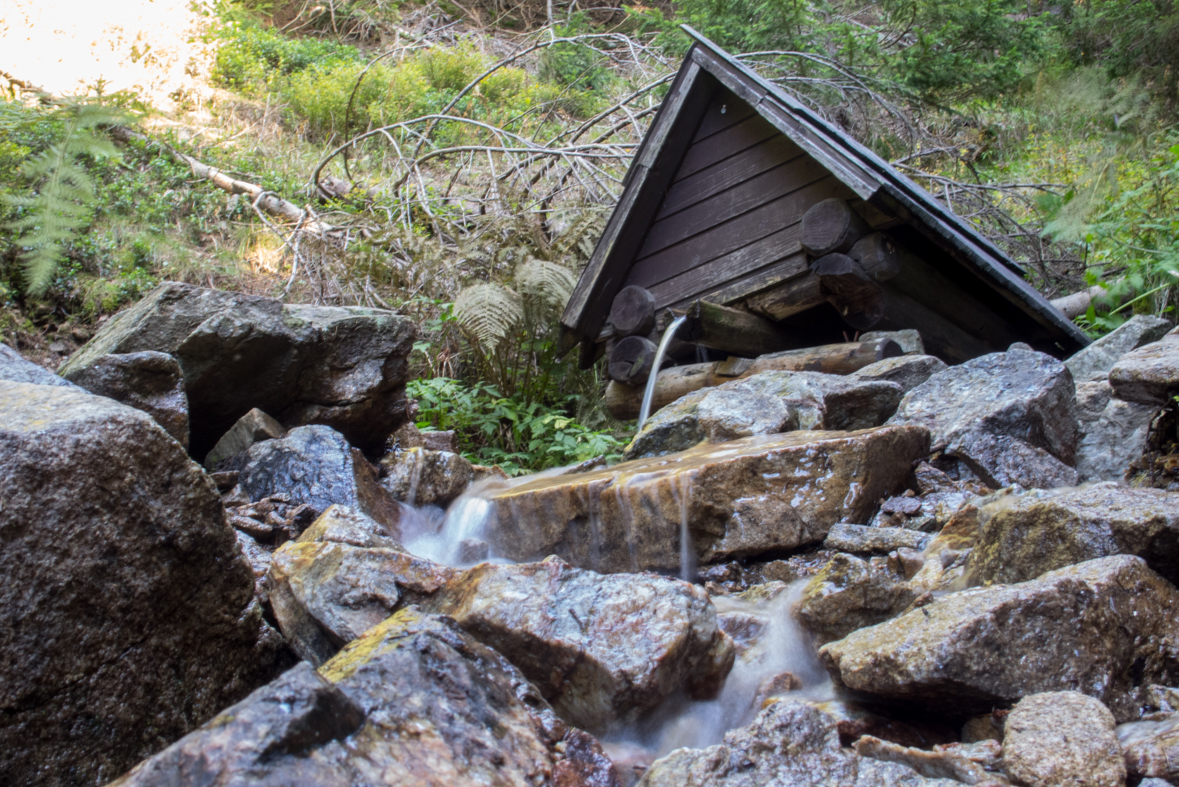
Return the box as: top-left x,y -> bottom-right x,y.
625,370 -> 903,459
1075,380 -> 1156,482
269,524 -> 734,735
796,553 -> 916,643
970,484 -> 1179,585
485,427 -> 929,573
887,348 -> 1078,488
636,700 -> 960,787
1118,711 -> 1179,783
111,611 -> 621,787
1110,326 -> 1179,405
238,424 -> 400,531
433,557 -> 734,735
1068,314 -> 1173,383
59,282 -> 416,457
0,342 -> 78,387
63,350 -> 189,448
851,355 -> 948,394
1002,692 -> 1125,787
0,381 -> 284,786
819,555 -> 1179,721
202,407 -> 286,470
379,446 -> 474,507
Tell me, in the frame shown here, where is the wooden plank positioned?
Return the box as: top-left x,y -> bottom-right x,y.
685,252 -> 810,307
745,272 -> 826,320
628,176 -> 845,290
674,113 -> 778,182
639,154 -> 829,258
560,61 -> 716,342
691,46 -> 767,106
657,135 -> 803,219
692,86 -> 757,142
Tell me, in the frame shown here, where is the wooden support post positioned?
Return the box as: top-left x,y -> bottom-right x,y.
609,285 -> 657,337
604,339 -> 901,420
812,252 -> 884,330
848,232 -> 902,282
800,197 -> 870,257
607,336 -> 659,385
673,299 -> 795,357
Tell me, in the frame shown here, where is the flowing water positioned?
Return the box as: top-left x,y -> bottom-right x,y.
637,314 -> 687,430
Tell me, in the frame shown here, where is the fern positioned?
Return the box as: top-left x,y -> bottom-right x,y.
3,99 -> 129,295
515,258 -> 575,321
454,283 -> 524,353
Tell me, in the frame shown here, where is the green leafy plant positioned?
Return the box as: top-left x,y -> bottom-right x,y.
2,99 -> 132,296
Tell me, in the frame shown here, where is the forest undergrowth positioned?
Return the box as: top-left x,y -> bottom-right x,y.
1,0 -> 1177,471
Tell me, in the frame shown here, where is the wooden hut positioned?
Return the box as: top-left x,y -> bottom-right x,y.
559,27 -> 1089,375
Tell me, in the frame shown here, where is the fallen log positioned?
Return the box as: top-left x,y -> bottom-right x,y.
672,299 -> 795,357
1050,281 -> 1133,319
605,338 -> 901,420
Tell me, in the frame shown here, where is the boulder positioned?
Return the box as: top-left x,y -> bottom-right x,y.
1067,314 -> 1173,383
0,342 -> 78,387
238,424 -> 401,532
887,348 -> 1078,489
59,281 -> 416,458
60,350 -> 189,448
636,700 -> 960,787
860,329 -> 926,355
388,420 -> 459,453
203,407 -> 286,470
851,355 -> 948,394
1002,692 -> 1125,787
485,427 -> 929,574
379,446 -> 474,507
111,611 -> 621,787
1075,380 -> 1156,482
853,737 -> 1003,784
433,557 -> 734,734
907,503 -> 982,594
1118,712 -> 1179,783
823,523 -> 930,553
269,530 -> 734,735
970,484 -> 1179,585
625,370 -> 903,459
819,555 -> 1179,721
1110,326 -> 1179,405
0,381 -> 284,786
796,554 -> 916,642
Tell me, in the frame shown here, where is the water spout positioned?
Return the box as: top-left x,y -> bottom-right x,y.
637,314 -> 687,430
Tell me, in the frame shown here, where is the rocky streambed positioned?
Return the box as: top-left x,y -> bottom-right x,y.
3,284 -> 1179,787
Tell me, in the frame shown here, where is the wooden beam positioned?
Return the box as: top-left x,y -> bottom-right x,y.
607,336 -> 658,385
800,197 -> 870,256
848,232 -> 902,282
610,285 -> 656,337
672,299 -> 794,357
745,272 -> 826,321
812,253 -> 884,330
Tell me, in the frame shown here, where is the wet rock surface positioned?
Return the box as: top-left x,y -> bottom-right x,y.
112,610 -> 622,787
625,370 -> 903,459
971,484 -> 1179,585
1066,314 -> 1173,383
1074,380 -> 1156,482
59,281 -> 416,457
238,424 -> 401,531
0,381 -> 284,787
1002,692 -> 1125,787
1118,710 -> 1179,782
379,446 -> 474,507
851,354 -> 948,393
820,555 -> 1179,720
1109,326 -> 1179,405
61,350 -> 190,447
486,427 -> 929,573
796,553 -> 916,642
636,700 -> 960,786
887,348 -> 1078,488
823,522 -> 930,553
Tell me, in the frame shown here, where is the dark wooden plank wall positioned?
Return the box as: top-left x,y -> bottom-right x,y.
622,87 -> 858,311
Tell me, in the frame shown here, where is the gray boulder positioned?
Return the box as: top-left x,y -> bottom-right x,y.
627,370 -> 903,459
860,329 -> 926,355
1075,380 -> 1156,482
1067,314 -> 1173,383
1003,692 -> 1125,787
64,350 -> 189,448
851,354 -> 948,394
970,484 -> 1179,585
823,523 -> 930,553
0,381 -> 285,786
59,282 -> 415,458
820,555 -> 1179,721
636,700 -> 960,787
1110,326 -> 1179,405
379,446 -> 474,507
238,425 -> 401,532
796,553 -> 916,643
887,348 -> 1078,488
203,407 -> 286,470
110,612 -> 621,787
0,342 -> 78,387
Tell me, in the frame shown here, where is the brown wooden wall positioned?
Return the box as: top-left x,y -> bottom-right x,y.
621,87 -> 858,312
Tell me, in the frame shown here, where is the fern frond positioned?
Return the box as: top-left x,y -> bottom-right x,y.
515,258 -> 575,322
454,283 -> 524,354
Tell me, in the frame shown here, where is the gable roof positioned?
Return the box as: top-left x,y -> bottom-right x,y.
560,27 -> 1089,358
